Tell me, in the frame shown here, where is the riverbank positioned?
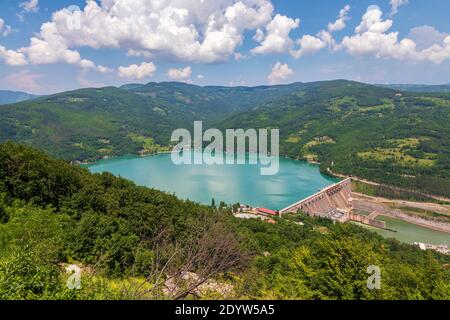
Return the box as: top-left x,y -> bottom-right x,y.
85,151 -> 337,211
75,150 -> 173,166
325,168 -> 450,203
352,193 -> 450,235
81,150 -> 449,206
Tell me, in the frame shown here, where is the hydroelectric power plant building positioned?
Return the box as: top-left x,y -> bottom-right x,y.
280,178 -> 386,229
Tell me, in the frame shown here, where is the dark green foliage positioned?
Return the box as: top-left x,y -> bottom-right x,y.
0,142 -> 243,278
379,83 -> 450,93
0,143 -> 448,300
216,80 -> 450,197
352,180 -> 441,203
0,82 -> 304,162
1,80 -> 449,196
234,219 -> 450,300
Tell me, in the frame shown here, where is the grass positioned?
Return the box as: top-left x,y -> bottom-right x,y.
419,97 -> 450,107
395,206 -> 450,222
285,136 -> 301,143
351,180 -> 439,203
302,136 -> 336,162
359,99 -> 395,112
357,149 -> 436,167
357,137 -> 437,168
127,133 -> 171,154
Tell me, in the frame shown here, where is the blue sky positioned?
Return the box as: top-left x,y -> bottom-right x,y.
1,0 -> 450,94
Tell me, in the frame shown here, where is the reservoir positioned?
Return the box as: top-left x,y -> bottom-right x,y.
86,152 -> 449,246
86,152 -> 338,210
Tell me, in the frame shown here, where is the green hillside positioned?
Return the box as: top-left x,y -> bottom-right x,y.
0,143 -> 448,300
0,82 -> 310,161
379,84 -> 450,93
1,80 -> 449,197
216,80 -> 450,197
0,87 -> 178,160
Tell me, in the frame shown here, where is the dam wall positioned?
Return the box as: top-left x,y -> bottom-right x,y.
280,178 -> 386,229
280,178 -> 353,217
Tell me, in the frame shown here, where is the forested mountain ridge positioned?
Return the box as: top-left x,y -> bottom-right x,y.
0,143 -> 448,300
0,82 -> 305,161
0,80 -> 449,196
379,83 -> 450,93
0,90 -> 38,105
123,81 -> 307,115
216,80 -> 450,197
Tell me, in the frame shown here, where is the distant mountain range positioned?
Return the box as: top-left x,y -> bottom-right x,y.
0,90 -> 39,105
0,81 -> 306,160
378,83 -> 450,93
0,80 -> 449,197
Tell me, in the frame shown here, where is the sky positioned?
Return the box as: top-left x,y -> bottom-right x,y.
1,0 -> 450,94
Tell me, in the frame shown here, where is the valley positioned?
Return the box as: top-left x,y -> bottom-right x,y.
1,0 -> 449,304
1,80 -> 449,199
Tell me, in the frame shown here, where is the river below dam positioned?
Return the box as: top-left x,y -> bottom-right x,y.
86,152 -> 449,246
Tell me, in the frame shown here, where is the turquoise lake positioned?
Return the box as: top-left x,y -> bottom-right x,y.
86,152 -> 339,210
86,152 -> 449,245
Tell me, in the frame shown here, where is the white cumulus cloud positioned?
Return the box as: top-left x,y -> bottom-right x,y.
327,5 -> 351,33
118,62 -> 156,80
20,0 -> 39,13
16,0 -> 274,65
339,5 -> 450,64
290,5 -> 351,59
3,70 -> 43,92
268,62 -> 293,84
291,34 -> 327,59
390,0 -> 408,16
0,18 -> 13,37
0,45 -> 27,66
408,25 -> 450,50
167,66 -> 192,81
251,14 -> 300,55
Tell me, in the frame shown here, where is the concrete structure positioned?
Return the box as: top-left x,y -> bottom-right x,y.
349,212 -> 386,229
413,242 -> 449,255
280,178 -> 352,218
280,178 -> 386,229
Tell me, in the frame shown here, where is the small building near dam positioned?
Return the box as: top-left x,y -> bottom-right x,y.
257,207 -> 279,217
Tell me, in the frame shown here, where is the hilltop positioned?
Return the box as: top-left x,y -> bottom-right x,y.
215,80 -> 450,197
0,80 -> 449,197
378,84 -> 450,93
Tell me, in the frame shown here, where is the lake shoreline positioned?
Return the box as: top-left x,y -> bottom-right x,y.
85,151 -> 339,211
80,150 -> 449,204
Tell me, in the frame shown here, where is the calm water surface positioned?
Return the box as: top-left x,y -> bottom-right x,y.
86,152 -> 450,245
86,152 -> 338,210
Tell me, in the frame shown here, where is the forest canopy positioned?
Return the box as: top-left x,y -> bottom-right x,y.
0,142 -> 448,300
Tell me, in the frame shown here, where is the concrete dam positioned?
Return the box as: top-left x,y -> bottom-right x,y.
280,178 -> 386,229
